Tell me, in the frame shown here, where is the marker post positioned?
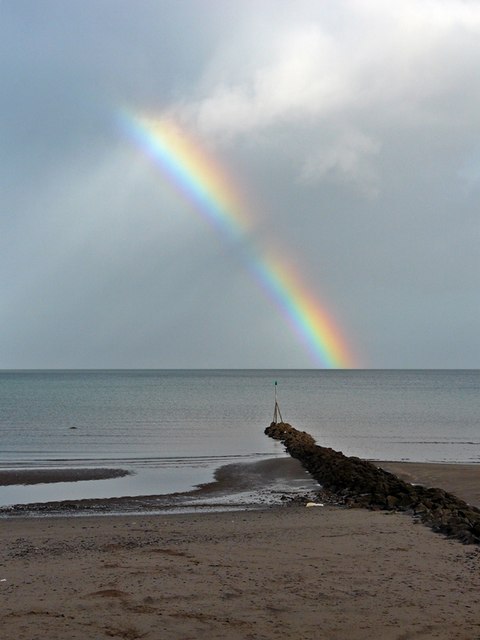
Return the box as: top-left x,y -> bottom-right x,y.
273,380 -> 284,424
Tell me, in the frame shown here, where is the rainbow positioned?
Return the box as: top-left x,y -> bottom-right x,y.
120,111 -> 356,368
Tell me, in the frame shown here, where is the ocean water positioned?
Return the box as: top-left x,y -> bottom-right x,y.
0,369 -> 479,506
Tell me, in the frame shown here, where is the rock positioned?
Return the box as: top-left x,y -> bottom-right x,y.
386,495 -> 399,509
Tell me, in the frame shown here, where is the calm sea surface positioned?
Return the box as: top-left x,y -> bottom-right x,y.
1,370 -> 479,505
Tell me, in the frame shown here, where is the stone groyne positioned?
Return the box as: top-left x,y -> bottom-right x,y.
265,422 -> 480,545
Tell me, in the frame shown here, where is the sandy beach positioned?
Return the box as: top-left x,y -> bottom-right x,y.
1,507 -> 479,640
1,461 -> 480,639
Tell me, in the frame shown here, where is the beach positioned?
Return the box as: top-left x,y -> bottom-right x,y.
1,506 -> 480,639
1,461 -> 480,639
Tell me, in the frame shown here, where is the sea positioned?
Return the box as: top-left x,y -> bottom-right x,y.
0,369 -> 479,508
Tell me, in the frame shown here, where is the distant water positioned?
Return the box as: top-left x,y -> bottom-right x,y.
0,370 -> 479,505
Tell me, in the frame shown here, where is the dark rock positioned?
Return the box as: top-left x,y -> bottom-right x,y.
386,495 -> 399,509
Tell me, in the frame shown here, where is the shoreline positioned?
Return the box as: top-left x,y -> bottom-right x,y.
1,458 -> 479,517
0,458 -> 321,516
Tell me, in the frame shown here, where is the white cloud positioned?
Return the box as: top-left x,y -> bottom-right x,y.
190,24 -> 349,136
168,0 -> 480,195
178,22 -> 349,139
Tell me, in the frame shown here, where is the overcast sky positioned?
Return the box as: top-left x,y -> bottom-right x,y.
1,0 -> 479,368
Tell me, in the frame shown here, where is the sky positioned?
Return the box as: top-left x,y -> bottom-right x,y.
1,0 -> 479,369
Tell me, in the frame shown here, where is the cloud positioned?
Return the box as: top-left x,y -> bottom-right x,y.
177,22 -> 349,140
164,0 -> 480,199
190,24 -> 348,134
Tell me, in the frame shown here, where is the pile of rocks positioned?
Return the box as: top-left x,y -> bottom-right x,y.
265,422 -> 480,545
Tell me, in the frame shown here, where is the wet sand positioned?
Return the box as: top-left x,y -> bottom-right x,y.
0,458 -> 320,516
1,506 -> 479,639
0,468 -> 130,486
0,457 -> 320,517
